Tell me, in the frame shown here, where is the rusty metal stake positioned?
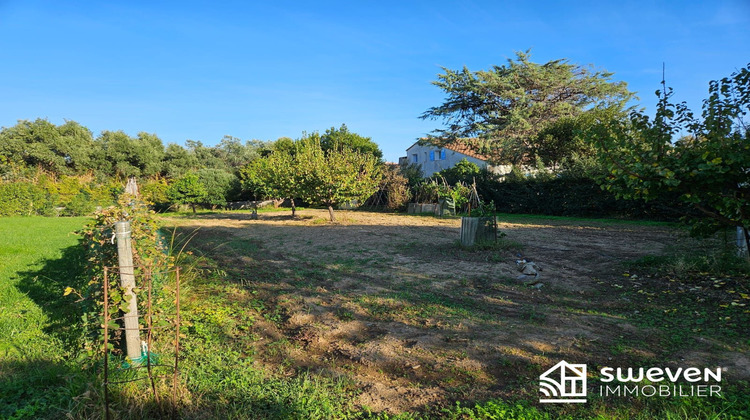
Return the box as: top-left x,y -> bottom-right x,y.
145,267 -> 159,404
103,267 -> 111,420
173,267 -> 181,419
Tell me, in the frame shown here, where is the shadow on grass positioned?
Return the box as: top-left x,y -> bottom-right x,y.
15,242 -> 89,352
6,227 -> 351,419
0,358 -> 91,419
1,358 -> 185,420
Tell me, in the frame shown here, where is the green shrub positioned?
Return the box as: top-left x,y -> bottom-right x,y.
42,175 -> 83,207
0,181 -> 53,216
62,191 -> 95,216
140,178 -> 171,212
37,174 -> 115,216
196,168 -> 237,209
88,181 -> 119,208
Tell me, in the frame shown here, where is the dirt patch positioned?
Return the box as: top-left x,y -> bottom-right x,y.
165,209 -> 748,413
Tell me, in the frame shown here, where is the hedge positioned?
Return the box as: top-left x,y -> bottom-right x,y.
476,176 -> 684,221
0,181 -> 54,216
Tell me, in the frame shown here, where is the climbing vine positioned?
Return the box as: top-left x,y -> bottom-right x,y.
71,195 -> 174,361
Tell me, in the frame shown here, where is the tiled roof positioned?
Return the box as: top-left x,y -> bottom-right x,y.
406,138 -> 491,162
442,141 -> 488,162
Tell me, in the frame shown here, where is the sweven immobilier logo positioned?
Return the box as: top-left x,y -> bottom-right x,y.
540,360 -> 723,403
539,360 -> 587,403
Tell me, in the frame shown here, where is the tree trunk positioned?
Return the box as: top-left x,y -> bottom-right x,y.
291,198 -> 296,217
191,203 -> 196,213
328,205 -> 336,222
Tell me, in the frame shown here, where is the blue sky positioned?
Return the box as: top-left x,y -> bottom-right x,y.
1,1 -> 748,162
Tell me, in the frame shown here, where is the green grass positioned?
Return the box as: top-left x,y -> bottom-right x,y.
161,206 -> 305,218
0,216 -> 89,356
0,216 -> 91,419
622,247 -> 750,351
401,210 -> 677,227
492,212 -> 677,227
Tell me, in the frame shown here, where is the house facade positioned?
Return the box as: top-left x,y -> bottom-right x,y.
399,141 -> 511,178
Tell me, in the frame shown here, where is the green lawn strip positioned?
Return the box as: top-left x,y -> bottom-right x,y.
0,216 -> 90,419
160,206 -> 306,219
401,210 -> 677,228
493,212 -> 677,227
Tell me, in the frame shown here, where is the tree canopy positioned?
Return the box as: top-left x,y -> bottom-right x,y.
167,172 -> 207,213
294,139 -> 382,221
0,118 -> 95,175
421,50 -> 634,165
241,138 -> 382,221
240,147 -> 297,204
319,124 -> 383,161
196,168 -> 238,209
591,63 -> 750,249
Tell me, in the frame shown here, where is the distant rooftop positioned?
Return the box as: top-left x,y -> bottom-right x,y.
407,138 -> 489,162
442,141 -> 488,161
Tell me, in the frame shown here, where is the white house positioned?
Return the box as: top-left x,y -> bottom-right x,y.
399,141 -> 511,178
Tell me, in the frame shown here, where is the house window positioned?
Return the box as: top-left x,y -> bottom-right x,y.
429,151 -> 435,161
412,154 -> 418,163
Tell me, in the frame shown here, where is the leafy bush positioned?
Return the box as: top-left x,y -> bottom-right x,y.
196,168 -> 237,209
432,158 -> 481,185
384,167 -> 411,210
0,181 -> 54,216
140,178 -> 171,212
412,178 -> 472,213
167,172 -> 207,213
413,179 -> 440,203
41,175 -> 83,207
399,162 -> 424,190
62,191 -> 96,216
364,165 -> 411,210
0,175 -> 118,217
89,180 -> 120,207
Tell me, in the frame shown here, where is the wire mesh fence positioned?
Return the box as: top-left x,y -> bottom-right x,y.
102,266 -> 181,419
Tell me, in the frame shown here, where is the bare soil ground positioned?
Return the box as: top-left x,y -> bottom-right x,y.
164,209 -> 749,414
